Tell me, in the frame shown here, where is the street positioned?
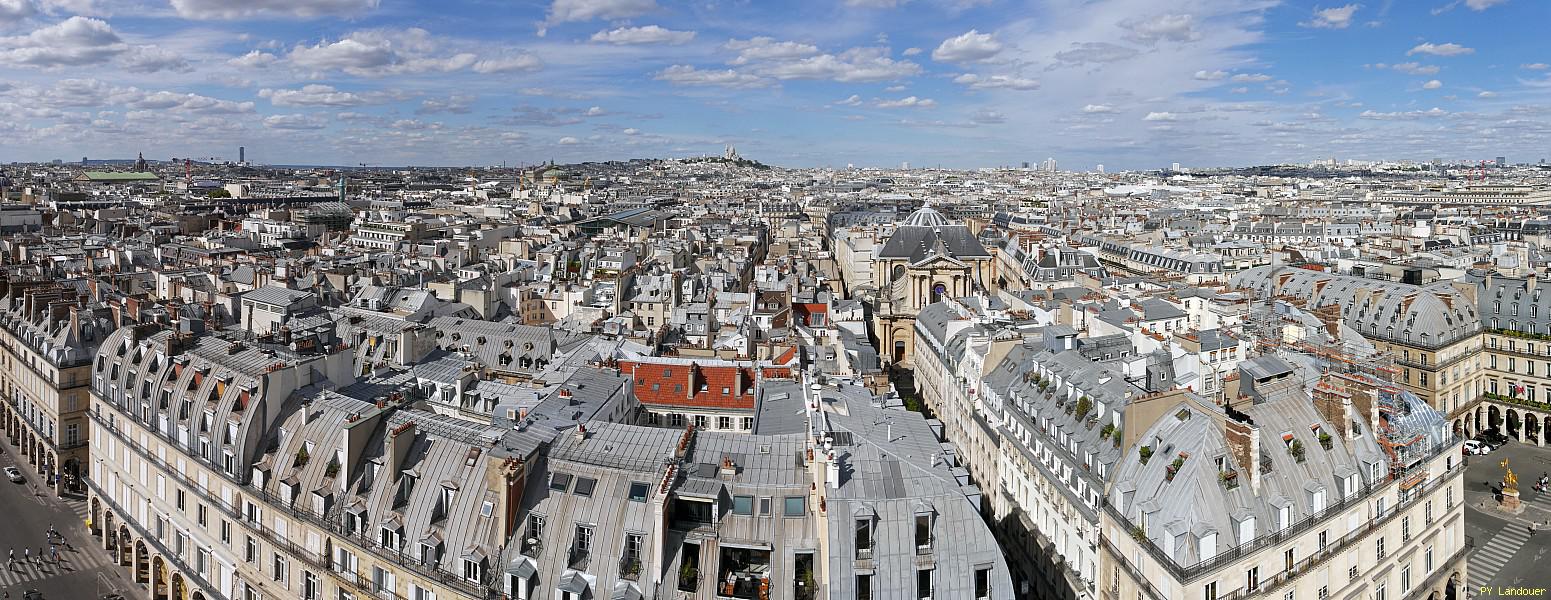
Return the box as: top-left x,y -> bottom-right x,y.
1463,439 -> 1551,594
0,439 -> 133,600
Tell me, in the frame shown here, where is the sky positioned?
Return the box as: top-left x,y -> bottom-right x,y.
0,0 -> 1548,170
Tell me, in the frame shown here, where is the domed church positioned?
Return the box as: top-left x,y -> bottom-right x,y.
873,206 -> 993,365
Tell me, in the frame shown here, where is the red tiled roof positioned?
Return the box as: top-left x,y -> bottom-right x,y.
622,360 -> 793,411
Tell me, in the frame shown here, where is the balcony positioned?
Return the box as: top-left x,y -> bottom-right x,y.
619,555 -> 643,581
568,546 -> 591,570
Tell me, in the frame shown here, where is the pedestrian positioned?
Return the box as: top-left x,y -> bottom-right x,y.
23,547 -> 29,563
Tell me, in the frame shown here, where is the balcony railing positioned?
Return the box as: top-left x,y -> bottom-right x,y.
91,406 -> 497,599
1103,436 -> 1463,586
619,556 -> 642,581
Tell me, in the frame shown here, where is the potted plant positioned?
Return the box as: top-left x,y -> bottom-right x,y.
1075,396 -> 1092,420
1166,456 -> 1185,481
1139,445 -> 1153,465
1130,525 -> 1147,542
294,446 -> 310,468
1100,423 -> 1116,440
1219,470 -> 1239,490
680,563 -> 699,590
325,458 -> 340,479
1290,439 -> 1306,463
1318,432 -> 1332,450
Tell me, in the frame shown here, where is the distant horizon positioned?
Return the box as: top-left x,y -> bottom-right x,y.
0,1 -> 1547,170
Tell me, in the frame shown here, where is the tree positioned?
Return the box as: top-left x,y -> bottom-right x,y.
207,187 -> 231,198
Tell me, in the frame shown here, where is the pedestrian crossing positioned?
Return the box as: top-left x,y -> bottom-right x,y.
1467,524 -> 1532,590
0,538 -> 116,587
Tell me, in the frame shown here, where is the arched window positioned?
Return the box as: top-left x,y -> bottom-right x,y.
891,264 -> 906,282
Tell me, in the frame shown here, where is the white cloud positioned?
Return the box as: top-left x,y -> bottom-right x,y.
557,136 -> 580,145
122,45 -> 190,73
1522,63 -> 1549,70
1407,42 -> 1474,57
901,47 -> 921,56
1465,0 -> 1508,10
472,55 -> 543,73
1358,107 -> 1448,120
1142,111 -> 1178,121
972,110 -> 1006,124
1121,14 -> 1200,44
0,0 -> 35,20
545,0 -> 655,26
1082,104 -> 1116,113
1194,70 -> 1227,80
590,25 -> 695,45
654,65 -> 770,88
1388,62 -> 1439,75
128,90 -> 254,114
170,0 -> 378,19
725,37 -> 818,65
622,127 -> 640,135
751,47 -> 920,82
228,50 -> 279,69
952,73 -> 1039,90
837,94 -> 862,106
1422,79 -> 1443,89
288,29 -> 476,76
0,16 -> 125,68
1053,42 -> 1140,65
1478,91 -> 1497,98
417,94 -> 475,114
875,95 -> 935,108
264,113 -> 327,130
1300,4 -> 1361,29
260,84 -> 386,107
932,29 -> 1003,63
1230,72 -> 1272,82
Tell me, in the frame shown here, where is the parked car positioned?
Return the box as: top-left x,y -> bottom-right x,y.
1476,430 -> 1509,447
5,466 -> 23,483
23,590 -> 44,600
1462,440 -> 1492,455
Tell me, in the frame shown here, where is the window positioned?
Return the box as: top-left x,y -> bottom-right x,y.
273,553 -> 288,584
221,520 -> 231,545
718,416 -> 732,430
372,566 -> 395,595
1426,545 -> 1434,573
784,496 -> 805,516
916,513 -> 933,550
856,519 -> 873,558
1318,530 -> 1328,550
742,417 -> 755,430
694,415 -> 708,429
245,535 -> 259,563
334,548 -> 358,575
573,477 -> 596,497
411,584 -> 437,600
197,504 -> 207,526
462,558 -> 482,583
1402,565 -> 1412,591
1318,586 -> 1328,600
549,473 -> 572,492
1284,547 -> 1295,572
733,496 -> 753,516
1402,516 -> 1411,542
176,488 -> 186,512
574,524 -> 594,554
1376,581 -> 1386,600
1376,536 -> 1386,560
857,574 -> 872,600
975,567 -> 992,600
759,497 -> 773,516
1204,582 -> 1218,600
917,568 -> 933,599
304,571 -> 320,600
1246,566 -> 1260,592
628,482 -> 650,502
1284,592 -> 1294,600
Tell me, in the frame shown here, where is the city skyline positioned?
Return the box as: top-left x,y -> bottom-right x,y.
0,0 -> 1548,169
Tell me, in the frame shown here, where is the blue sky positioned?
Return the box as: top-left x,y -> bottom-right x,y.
0,0 -> 1547,170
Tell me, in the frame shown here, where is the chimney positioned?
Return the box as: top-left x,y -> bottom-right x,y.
68,305 -> 82,342
1224,414 -> 1262,494
48,299 -> 70,325
573,423 -> 588,443
387,422 -> 416,482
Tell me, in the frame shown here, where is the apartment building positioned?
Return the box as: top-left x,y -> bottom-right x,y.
1101,373 -> 1467,600
0,279 -> 114,495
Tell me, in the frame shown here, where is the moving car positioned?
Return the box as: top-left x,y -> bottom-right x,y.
1462,440 -> 1493,455
5,466 -> 23,483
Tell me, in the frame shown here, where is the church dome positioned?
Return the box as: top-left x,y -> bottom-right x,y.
902,206 -> 949,227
